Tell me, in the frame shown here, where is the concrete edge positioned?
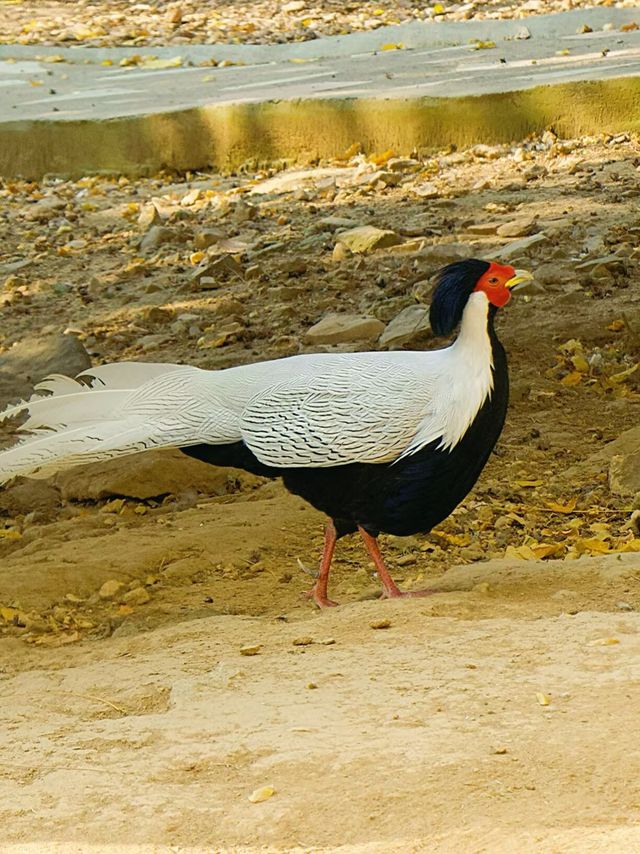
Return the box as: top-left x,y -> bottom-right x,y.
2,76 -> 640,180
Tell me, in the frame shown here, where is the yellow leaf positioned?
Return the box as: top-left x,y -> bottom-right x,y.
531,542 -> 566,559
574,538 -> 610,555
0,529 -> 21,539
28,79 -> 43,86
472,40 -> 496,50
592,637 -> 620,645
504,544 -> 537,560
139,56 -> 183,70
607,318 -> 625,332
609,363 -> 639,384
536,692 -> 551,706
515,479 -> 543,488
370,148 -> 395,166
545,497 -> 577,514
556,48 -> 571,56
101,59 -> 114,66
561,371 -> 583,387
190,251 -> 206,265
571,354 -> 589,373
381,42 -> 404,51
433,3 -> 445,13
340,142 -> 361,160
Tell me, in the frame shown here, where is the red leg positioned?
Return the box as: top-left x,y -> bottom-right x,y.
306,522 -> 339,608
358,527 -> 437,599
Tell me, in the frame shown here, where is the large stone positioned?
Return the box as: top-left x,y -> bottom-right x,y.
496,217 -> 537,238
379,306 -> 432,350
417,243 -> 475,268
496,232 -> 548,261
53,448 -> 262,501
305,314 -> 385,345
609,452 -> 640,497
0,334 -> 91,407
335,226 -> 402,254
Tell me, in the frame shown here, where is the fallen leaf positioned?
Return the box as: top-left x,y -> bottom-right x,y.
545,497 -> 577,514
515,479 -> 543,488
536,692 -> 551,706
560,371 -> 583,387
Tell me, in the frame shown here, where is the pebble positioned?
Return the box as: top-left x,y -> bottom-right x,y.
370,619 -> 391,630
140,226 -> 176,252
240,644 -> 262,656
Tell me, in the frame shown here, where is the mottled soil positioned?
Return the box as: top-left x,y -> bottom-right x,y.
1,133 -> 640,851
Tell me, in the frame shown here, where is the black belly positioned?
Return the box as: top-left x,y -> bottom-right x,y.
182,338 -> 508,538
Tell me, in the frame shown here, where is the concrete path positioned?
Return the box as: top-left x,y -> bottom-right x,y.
1,8 -> 640,178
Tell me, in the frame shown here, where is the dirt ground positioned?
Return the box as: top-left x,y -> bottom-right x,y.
1,133 -> 640,851
0,0 -> 621,49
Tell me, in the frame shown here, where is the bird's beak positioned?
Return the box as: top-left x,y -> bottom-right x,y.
505,269 -> 534,291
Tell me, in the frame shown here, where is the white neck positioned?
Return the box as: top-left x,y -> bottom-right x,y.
438,292 -> 495,450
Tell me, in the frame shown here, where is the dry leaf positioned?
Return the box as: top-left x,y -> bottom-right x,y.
515,479 -> 543,488
560,371 -> 583,387
536,692 -> 551,706
545,497 -> 577,514
380,42 -> 404,51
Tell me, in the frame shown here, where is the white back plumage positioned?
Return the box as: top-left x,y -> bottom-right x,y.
0,293 -> 494,484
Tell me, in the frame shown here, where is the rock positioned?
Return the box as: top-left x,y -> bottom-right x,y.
417,243 -> 474,267
565,426 -> 640,484
367,171 -> 403,188
194,228 -> 225,249
121,587 -> 151,606
305,314 -> 385,345
180,188 -> 202,206
189,255 -> 243,285
575,254 -> 626,275
0,479 -> 61,517
335,226 -> 402,254
139,226 -> 176,252
515,25 -> 531,39
386,157 -> 421,172
22,195 -> 66,222
137,204 -> 162,229
317,216 -> 361,232
332,243 -> 350,262
0,334 -> 91,407
496,217 -> 537,238
99,580 -> 125,600
53,448 -> 262,501
467,222 -> 500,235
609,453 -> 640,496
412,182 -> 439,199
379,306 -> 432,350
496,232 -> 548,261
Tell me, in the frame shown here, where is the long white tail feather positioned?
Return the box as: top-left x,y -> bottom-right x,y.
0,363 -> 241,485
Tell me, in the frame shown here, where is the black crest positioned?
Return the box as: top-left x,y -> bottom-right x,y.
429,259 -> 491,336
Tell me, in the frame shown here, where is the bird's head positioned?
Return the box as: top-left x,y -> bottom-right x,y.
429,259 -> 533,336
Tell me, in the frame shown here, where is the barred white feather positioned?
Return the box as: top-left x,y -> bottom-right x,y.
0,293 -> 494,484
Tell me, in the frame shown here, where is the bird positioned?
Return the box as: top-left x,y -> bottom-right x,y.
0,258 -> 532,607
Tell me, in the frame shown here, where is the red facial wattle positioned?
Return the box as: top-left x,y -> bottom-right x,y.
473,262 -> 516,307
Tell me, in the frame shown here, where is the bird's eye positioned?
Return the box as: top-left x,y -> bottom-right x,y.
488,277 -> 499,285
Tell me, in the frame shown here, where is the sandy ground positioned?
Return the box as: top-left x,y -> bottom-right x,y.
1,132 -> 640,850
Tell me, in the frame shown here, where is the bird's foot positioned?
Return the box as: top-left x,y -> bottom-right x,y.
304,586 -> 339,608
380,583 -> 437,600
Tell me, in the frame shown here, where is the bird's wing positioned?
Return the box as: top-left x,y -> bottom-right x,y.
240,363 -> 444,468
